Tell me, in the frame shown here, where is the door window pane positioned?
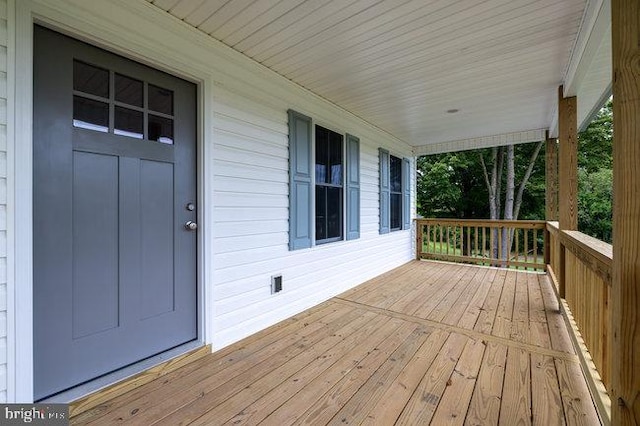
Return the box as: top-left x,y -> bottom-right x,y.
73,96 -> 109,132
149,115 -> 174,144
74,61 -> 109,98
115,73 -> 143,107
114,106 -> 143,139
148,84 -> 173,115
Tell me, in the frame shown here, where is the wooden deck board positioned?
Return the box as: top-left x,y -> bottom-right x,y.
465,342 -> 508,426
72,261 -> 600,426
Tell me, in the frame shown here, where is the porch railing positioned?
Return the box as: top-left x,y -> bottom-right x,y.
416,218 -> 612,421
415,218 -> 547,271
547,221 -> 612,401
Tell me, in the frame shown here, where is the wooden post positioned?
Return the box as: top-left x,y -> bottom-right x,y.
557,86 -> 577,299
557,86 -> 578,230
611,0 -> 640,423
545,132 -> 558,221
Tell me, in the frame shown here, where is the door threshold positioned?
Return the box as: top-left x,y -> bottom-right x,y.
41,341 -> 210,418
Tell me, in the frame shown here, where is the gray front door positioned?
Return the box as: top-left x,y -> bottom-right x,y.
33,26 -> 198,399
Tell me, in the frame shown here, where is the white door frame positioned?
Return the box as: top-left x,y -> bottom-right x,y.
10,0 -> 215,401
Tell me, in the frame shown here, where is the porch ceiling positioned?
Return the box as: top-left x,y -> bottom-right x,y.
147,0 -> 588,154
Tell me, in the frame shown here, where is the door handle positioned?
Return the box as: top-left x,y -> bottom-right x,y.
185,221 -> 198,231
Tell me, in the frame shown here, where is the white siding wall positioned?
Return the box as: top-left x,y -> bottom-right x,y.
10,0 -> 416,399
0,0 -> 7,403
211,85 -> 415,349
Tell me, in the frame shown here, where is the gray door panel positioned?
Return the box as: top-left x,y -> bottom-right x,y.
34,26 -> 198,399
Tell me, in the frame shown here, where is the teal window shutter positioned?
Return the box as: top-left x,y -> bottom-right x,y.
288,110 -> 313,250
346,134 -> 360,240
402,157 -> 411,230
379,148 -> 390,234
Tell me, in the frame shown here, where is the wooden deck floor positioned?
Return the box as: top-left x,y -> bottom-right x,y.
72,261 -> 600,425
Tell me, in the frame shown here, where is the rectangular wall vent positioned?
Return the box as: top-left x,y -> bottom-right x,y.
271,275 -> 283,294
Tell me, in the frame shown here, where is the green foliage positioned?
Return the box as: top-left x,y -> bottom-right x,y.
578,168 -> 613,242
578,100 -> 613,172
416,152 -> 488,218
417,143 -> 545,220
577,99 -> 613,243
416,100 -> 612,243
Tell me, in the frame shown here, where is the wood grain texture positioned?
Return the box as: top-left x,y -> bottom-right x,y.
531,354 -> 565,425
498,347 -> 531,425
546,136 -> 559,221
69,345 -> 212,418
558,85 -> 578,231
71,261 -> 599,426
465,342 -> 508,426
611,0 -> 640,423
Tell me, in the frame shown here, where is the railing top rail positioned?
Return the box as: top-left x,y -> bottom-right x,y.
561,230 -> 613,266
547,221 -> 560,230
415,218 -> 546,227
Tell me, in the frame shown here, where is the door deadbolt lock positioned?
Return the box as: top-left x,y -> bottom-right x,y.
185,221 -> 198,231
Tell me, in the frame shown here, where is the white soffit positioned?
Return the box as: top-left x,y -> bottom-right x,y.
413,129 -> 547,156
147,0 -> 588,151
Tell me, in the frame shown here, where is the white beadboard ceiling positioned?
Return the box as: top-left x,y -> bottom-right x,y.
147,0 -> 593,153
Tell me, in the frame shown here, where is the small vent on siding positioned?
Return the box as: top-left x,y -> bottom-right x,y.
271,275 -> 283,294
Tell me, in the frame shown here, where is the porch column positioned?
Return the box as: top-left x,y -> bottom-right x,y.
611,0 -> 640,423
557,85 -> 578,230
545,132 -> 558,221
557,85 -> 577,299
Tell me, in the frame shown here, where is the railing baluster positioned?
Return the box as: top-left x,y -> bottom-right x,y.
446,226 -> 450,255
498,226 -> 502,266
452,225 -> 457,256
483,227 -> 487,261
474,226 -> 478,258
515,229 -> 520,269
533,228 -> 538,265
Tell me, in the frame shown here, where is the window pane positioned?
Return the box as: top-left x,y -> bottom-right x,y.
326,187 -> 342,239
329,135 -> 342,185
115,73 -> 143,107
315,187 -> 327,241
315,127 -> 328,184
73,96 -> 108,132
148,84 -> 173,115
74,61 -> 109,98
390,155 -> 402,193
114,106 -> 143,139
149,115 -> 174,144
391,193 -> 402,230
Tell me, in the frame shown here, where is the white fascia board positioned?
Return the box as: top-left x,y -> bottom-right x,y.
548,104 -> 559,139
564,0 -> 611,97
413,129 -> 546,156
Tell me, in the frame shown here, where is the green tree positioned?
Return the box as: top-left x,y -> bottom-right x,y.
578,168 -> 613,242
578,99 -> 613,242
416,152 -> 487,218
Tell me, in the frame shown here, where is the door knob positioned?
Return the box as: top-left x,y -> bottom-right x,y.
185,221 -> 198,231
